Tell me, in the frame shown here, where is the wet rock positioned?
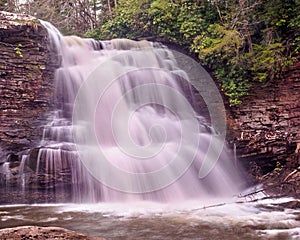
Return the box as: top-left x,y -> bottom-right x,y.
7,154 -> 19,163
257,156 -> 300,198
0,226 -> 106,240
0,157 -> 73,204
279,200 -> 300,209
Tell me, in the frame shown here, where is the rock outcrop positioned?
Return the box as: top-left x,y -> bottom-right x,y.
227,58 -> 300,186
0,226 -> 106,240
0,11 -> 56,163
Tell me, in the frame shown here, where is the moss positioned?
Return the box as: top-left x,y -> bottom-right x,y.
14,19 -> 39,24
14,19 -> 41,32
27,73 -> 33,78
14,43 -> 23,58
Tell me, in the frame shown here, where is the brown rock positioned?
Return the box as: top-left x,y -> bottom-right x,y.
227,58 -> 300,181
0,226 -> 106,240
279,200 -> 300,209
0,11 -> 57,161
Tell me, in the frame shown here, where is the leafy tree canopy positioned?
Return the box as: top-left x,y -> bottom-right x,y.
12,0 -> 300,105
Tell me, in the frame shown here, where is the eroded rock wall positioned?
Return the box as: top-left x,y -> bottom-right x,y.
0,11 -> 56,162
227,59 -> 300,178
0,226 -> 106,240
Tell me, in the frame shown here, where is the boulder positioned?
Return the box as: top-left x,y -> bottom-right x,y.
0,226 -> 106,240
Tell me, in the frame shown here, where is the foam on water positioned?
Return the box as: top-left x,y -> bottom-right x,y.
0,198 -> 299,239
259,228 -> 300,239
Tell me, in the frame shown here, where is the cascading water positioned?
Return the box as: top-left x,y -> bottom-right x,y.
1,21 -> 244,203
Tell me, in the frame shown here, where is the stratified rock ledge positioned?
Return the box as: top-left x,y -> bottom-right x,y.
0,11 -> 57,163
0,226 -> 106,240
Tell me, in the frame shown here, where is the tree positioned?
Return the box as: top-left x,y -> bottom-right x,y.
0,0 -> 21,12
21,0 -> 102,35
86,0 -> 299,105
14,0 -> 300,105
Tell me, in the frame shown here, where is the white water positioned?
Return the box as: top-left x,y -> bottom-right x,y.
0,197 -> 299,239
0,21 -> 244,203
36,21 -> 245,202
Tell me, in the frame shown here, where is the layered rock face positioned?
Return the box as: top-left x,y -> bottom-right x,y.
0,226 -> 106,240
0,11 -> 56,162
227,59 -> 300,180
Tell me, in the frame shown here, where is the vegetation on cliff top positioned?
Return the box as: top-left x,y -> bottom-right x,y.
2,0 -> 299,105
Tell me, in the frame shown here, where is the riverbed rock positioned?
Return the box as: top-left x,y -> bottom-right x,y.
0,226 -> 106,240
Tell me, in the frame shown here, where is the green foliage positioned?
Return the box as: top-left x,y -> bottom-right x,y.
149,0 -> 179,41
192,24 -> 243,58
148,1 -> 218,44
246,43 -> 285,82
177,1 -> 216,44
215,66 -> 250,106
88,0 -> 300,105
90,0 -> 152,40
85,29 -> 102,39
192,24 -> 248,105
27,73 -> 33,78
263,0 -> 296,34
287,1 -> 300,56
274,161 -> 282,172
14,43 -> 23,58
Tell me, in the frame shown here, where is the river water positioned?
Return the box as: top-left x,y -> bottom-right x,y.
1,197 -> 299,239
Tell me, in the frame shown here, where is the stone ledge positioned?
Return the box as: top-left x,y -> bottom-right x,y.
0,11 -> 56,162
0,226 -> 106,240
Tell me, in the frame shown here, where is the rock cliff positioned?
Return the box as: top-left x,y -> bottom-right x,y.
227,58 -> 300,194
0,11 -> 56,163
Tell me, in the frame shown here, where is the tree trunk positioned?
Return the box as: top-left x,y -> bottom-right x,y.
93,0 -> 97,24
239,0 -> 253,52
107,0 -> 112,16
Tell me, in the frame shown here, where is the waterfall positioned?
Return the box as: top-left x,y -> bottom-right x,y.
0,21 -> 244,203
